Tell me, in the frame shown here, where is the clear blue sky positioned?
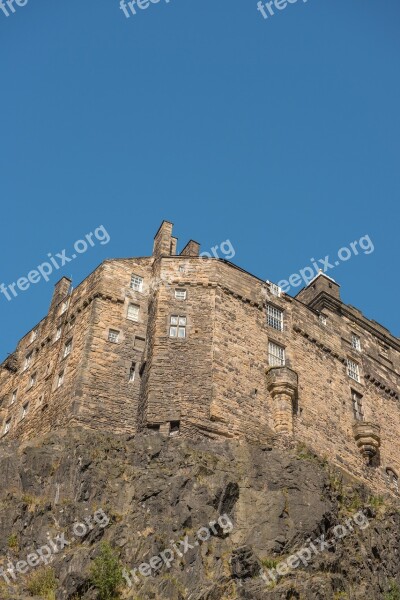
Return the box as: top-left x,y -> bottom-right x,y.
1,0 -> 399,360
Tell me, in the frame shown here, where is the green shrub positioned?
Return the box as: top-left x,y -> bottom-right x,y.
7,534 -> 19,550
90,542 -> 123,600
385,581 -> 400,600
27,567 -> 56,600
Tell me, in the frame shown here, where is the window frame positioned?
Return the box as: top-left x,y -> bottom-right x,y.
351,333 -> 361,352
108,329 -> 120,343
268,341 -> 286,367
347,359 -> 360,383
169,315 -> 187,338
266,304 -> 284,332
174,288 -> 187,301
130,274 -> 144,292
351,389 -> 364,421
63,339 -> 72,358
127,303 -> 140,322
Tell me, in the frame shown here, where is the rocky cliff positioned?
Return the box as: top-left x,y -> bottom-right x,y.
0,428 -> 399,600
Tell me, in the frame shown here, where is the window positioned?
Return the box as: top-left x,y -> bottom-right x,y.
175,289 -> 187,300
269,282 -> 281,297
29,372 -> 37,388
351,334 -> 361,352
108,329 -> 119,343
347,359 -> 360,382
55,327 -> 62,342
57,371 -> 64,388
351,390 -> 364,421
131,274 -> 143,292
127,303 -> 140,322
21,402 -> 29,419
11,390 -> 17,405
60,299 -> 69,315
268,342 -> 285,367
266,304 -> 283,331
68,317 -> 75,330
319,314 -> 327,326
128,363 -> 136,383
170,421 -> 180,436
24,351 -> 33,371
63,339 -> 72,358
379,344 -> 390,360
4,419 -> 11,435
169,316 -> 186,338
386,468 -> 399,493
31,329 -> 38,343
178,265 -> 185,272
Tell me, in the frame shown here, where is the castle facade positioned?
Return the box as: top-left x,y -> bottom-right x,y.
1,221 -> 399,496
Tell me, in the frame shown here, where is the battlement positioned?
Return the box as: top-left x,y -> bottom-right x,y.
1,222 -> 399,498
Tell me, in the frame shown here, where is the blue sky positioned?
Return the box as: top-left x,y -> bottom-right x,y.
0,0 -> 399,360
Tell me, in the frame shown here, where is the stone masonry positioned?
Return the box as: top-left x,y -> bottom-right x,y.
1,221 -> 399,498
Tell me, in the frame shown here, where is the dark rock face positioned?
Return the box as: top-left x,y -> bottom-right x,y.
0,429 -> 399,599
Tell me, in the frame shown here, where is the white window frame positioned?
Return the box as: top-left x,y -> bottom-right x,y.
266,304 -> 283,331
130,274 -> 144,292
175,289 -> 187,301
127,303 -> 140,322
4,419 -> 11,434
351,333 -> 361,352
347,359 -> 360,383
63,339 -> 72,358
169,315 -> 187,338
24,351 -> 33,371
269,282 -> 281,297
268,341 -> 285,367
108,329 -> 120,343
57,371 -> 65,388
351,390 -> 364,421
55,327 -> 62,342
21,402 -> 29,419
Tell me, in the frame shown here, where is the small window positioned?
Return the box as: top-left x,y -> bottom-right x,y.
351,333 -> 361,352
24,351 -> 33,371
55,327 -> 62,342
29,373 -> 37,388
4,419 -> 11,435
57,371 -> 64,388
31,329 -> 38,343
386,468 -> 399,493
129,363 -> 136,383
170,421 -> 180,436
351,390 -> 364,421
269,283 -> 281,297
169,315 -> 186,338
178,265 -> 185,272
68,317 -> 75,330
131,274 -> 144,292
347,359 -> 360,383
21,402 -> 29,419
268,342 -> 285,367
127,303 -> 140,322
108,329 -> 120,343
319,314 -> 327,326
60,299 -> 69,315
11,390 -> 17,405
63,339 -> 72,358
379,344 -> 390,360
175,289 -> 187,300
266,304 -> 283,331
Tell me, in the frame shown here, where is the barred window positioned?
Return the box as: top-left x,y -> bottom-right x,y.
169,315 -> 186,338
347,359 -> 360,382
267,304 -> 283,331
108,329 -> 119,343
268,342 -> 285,367
131,274 -> 143,292
351,334 -> 361,352
127,303 -> 140,321
175,289 -> 187,300
386,468 -> 399,493
351,390 -> 363,421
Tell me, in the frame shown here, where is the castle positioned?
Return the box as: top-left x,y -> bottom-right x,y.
1,221 -> 399,496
